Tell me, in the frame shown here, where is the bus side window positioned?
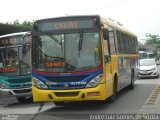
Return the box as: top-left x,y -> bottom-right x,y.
22,34 -> 31,56
102,28 -> 111,63
103,28 -> 109,40
108,29 -> 116,54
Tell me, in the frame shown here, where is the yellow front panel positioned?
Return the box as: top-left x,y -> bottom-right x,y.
32,82 -> 108,102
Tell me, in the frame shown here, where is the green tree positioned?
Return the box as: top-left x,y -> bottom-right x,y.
21,21 -> 33,29
145,34 -> 160,49
145,34 -> 160,55
7,20 -> 33,30
13,20 -> 21,27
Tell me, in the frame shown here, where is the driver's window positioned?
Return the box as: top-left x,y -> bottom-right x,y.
6,47 -> 19,67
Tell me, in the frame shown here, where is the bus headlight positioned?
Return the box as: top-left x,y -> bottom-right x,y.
32,77 -> 48,89
0,82 -> 8,89
86,74 -> 103,88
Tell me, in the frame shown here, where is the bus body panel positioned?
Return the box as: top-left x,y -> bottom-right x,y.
0,32 -> 32,100
0,75 -> 32,98
110,54 -> 118,91
32,82 -> 107,102
0,88 -> 31,98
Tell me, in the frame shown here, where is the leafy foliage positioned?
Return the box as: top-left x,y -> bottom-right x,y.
6,20 -> 33,30
145,34 -> 160,48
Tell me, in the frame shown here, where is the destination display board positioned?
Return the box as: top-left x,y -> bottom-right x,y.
0,35 -> 22,46
33,17 -> 99,32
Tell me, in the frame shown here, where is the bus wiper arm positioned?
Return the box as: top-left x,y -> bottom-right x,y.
45,32 -> 64,53
45,32 -> 62,46
78,31 -> 83,56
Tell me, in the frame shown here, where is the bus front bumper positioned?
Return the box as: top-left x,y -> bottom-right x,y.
0,88 -> 32,98
32,83 -> 108,102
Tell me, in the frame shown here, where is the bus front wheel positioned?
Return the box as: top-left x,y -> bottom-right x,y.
108,81 -> 117,103
128,71 -> 135,90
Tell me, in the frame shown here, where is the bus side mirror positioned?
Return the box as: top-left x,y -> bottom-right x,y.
102,28 -> 109,40
22,33 -> 31,56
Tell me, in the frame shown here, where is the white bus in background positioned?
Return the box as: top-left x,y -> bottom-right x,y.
139,51 -> 156,59
146,52 -> 159,65
156,52 -> 160,65
147,52 -> 155,59
139,51 -> 148,59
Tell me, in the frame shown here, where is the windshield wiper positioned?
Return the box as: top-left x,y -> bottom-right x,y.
45,32 -> 62,46
65,62 -> 76,71
45,32 -> 64,53
78,31 -> 83,57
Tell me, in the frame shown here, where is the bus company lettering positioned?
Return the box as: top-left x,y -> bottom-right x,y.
46,81 -> 57,86
0,67 -> 16,72
71,81 -> 87,85
54,21 -> 78,29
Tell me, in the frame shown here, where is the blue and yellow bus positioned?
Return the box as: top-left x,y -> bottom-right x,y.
0,32 -> 32,103
31,15 -> 139,105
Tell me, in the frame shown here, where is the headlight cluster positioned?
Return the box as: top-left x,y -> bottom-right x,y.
0,82 -> 8,89
86,74 -> 103,88
32,77 -> 48,89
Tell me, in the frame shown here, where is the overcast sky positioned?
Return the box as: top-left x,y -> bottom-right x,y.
0,0 -> 160,42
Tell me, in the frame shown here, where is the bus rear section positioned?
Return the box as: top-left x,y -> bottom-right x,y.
0,32 -> 32,103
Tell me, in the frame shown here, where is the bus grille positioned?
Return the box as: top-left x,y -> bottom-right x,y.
8,78 -> 31,83
13,89 -> 31,94
43,75 -> 89,82
54,92 -> 79,97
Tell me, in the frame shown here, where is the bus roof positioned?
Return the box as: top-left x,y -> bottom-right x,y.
33,15 -> 136,37
100,16 -> 137,37
147,52 -> 154,54
34,15 -> 99,22
0,31 -> 30,38
139,51 -> 147,53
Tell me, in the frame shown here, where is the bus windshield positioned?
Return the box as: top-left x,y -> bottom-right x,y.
0,36 -> 31,76
33,31 -> 102,72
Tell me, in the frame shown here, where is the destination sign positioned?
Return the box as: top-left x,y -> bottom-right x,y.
45,61 -> 65,67
55,21 -> 78,29
0,67 -> 16,73
33,18 -> 98,32
0,35 -> 22,46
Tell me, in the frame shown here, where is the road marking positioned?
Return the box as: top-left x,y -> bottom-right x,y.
135,81 -> 160,120
144,84 -> 160,105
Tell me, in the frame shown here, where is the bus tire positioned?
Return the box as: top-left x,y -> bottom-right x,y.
128,70 -> 135,90
108,76 -> 117,103
54,101 -> 65,106
17,97 -> 26,103
109,82 -> 116,102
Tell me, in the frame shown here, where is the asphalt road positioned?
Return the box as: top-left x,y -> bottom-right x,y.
0,77 -> 160,120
